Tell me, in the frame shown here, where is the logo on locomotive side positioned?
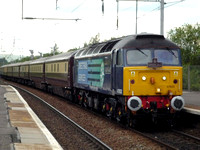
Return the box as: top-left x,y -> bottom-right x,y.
77,59 -> 105,87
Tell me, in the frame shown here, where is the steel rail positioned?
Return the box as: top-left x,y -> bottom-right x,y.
129,128 -> 178,150
172,129 -> 200,142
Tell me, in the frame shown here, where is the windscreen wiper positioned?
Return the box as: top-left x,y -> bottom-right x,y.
167,49 -> 177,58
136,48 -> 148,57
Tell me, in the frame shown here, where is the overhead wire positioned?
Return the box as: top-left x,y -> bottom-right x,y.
115,0 -> 186,29
71,0 -> 88,13
137,0 -> 186,19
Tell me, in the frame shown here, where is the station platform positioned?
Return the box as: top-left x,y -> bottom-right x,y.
0,85 -> 63,150
182,91 -> 200,115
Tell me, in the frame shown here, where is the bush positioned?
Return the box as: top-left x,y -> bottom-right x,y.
183,65 -> 200,91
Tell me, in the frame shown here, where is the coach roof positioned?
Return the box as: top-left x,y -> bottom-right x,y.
45,51 -> 75,63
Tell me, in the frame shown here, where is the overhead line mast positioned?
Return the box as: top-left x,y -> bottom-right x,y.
160,0 -> 164,35
117,0 -> 163,35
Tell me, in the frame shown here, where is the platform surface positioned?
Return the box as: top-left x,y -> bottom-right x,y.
182,91 -> 200,115
0,85 -> 63,150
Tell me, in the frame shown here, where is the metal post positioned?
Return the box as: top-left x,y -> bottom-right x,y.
22,0 -> 23,20
56,0 -> 58,10
117,0 -> 119,29
102,0 -> 104,15
135,0 -> 138,34
160,0 -> 164,35
188,65 -> 191,91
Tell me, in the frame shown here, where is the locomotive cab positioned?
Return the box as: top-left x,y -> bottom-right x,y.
112,34 -> 185,122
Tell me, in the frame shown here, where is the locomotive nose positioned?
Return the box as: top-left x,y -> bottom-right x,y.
127,96 -> 142,111
171,96 -> 185,111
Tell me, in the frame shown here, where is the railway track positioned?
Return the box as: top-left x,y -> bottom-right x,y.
13,85 -> 111,150
3,80 -> 200,150
172,129 -> 200,144
141,129 -> 200,150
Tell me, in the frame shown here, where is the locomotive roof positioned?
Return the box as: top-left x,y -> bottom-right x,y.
113,34 -> 179,50
75,33 -> 179,58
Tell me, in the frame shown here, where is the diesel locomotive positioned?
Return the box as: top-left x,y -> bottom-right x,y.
0,34 -> 185,125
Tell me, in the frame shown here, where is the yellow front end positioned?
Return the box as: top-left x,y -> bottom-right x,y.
123,66 -> 182,96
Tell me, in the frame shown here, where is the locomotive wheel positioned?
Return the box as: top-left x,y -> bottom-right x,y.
152,116 -> 157,125
106,107 -> 112,118
126,110 -> 137,127
126,118 -> 137,128
116,107 -> 122,123
83,97 -> 88,108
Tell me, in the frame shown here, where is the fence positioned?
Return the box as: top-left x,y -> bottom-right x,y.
183,65 -> 200,91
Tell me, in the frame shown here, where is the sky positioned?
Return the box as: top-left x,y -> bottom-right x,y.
0,0 -> 200,60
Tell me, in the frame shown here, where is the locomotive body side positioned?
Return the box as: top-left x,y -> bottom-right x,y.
74,54 -> 112,95
73,40 -> 119,109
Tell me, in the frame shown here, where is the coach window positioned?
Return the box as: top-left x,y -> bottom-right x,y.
51,64 -> 53,72
57,64 -> 59,72
54,64 -> 56,72
65,63 -> 67,72
65,62 -> 68,73
46,65 -> 48,72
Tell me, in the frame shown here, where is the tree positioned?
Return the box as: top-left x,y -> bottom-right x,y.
84,33 -> 100,47
167,23 -> 200,65
51,43 -> 60,55
0,58 -> 8,66
68,47 -> 79,52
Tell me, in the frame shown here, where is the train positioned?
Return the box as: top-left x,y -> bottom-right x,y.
0,34 -> 185,126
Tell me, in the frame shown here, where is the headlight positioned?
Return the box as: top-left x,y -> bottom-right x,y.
171,96 -> 185,111
162,76 -> 167,81
127,96 -> 142,111
142,76 -> 146,81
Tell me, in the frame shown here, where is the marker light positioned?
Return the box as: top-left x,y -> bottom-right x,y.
130,79 -> 135,84
142,76 -> 146,81
150,77 -> 155,84
156,88 -> 161,93
162,76 -> 167,81
174,79 -> 178,84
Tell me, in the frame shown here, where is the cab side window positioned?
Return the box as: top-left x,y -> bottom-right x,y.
116,50 -> 123,66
